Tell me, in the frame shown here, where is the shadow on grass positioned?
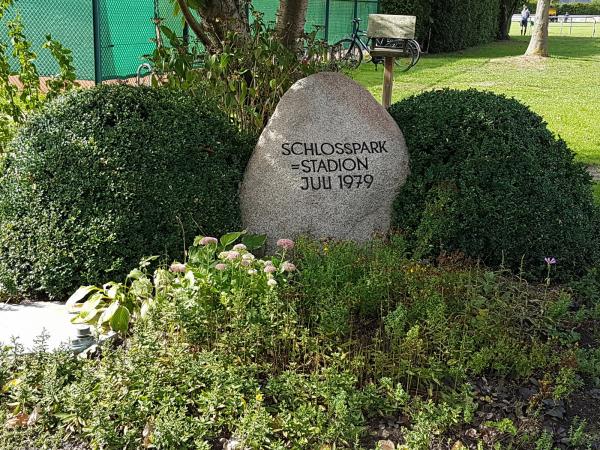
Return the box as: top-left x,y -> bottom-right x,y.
355,35 -> 599,89
434,36 -> 599,61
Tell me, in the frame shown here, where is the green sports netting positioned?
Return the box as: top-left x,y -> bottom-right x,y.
1,0 -> 378,82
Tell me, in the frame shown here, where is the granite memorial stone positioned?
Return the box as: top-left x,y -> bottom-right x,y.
240,72 -> 409,245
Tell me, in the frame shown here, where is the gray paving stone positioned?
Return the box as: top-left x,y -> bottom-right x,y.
0,301 -> 78,351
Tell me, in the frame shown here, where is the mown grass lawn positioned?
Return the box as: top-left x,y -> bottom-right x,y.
353,23 -> 600,166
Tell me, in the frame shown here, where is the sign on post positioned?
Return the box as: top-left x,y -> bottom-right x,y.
367,14 -> 416,39
367,14 -> 418,108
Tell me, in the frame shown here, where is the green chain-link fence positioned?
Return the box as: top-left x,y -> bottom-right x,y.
2,0 -> 379,84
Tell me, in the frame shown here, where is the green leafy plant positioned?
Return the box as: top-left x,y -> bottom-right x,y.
66,232 -> 287,335
149,10 -> 336,135
0,0 -> 78,152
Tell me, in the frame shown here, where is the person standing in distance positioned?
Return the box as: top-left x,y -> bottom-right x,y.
521,5 -> 531,35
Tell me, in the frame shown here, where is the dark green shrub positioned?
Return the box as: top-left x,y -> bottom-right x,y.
557,1 -> 600,15
380,0 -> 432,44
0,85 -> 252,299
380,0 -> 500,53
389,89 -> 599,280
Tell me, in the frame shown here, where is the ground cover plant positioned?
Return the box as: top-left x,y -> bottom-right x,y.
1,235 -> 599,449
388,89 -> 599,281
0,85 -> 252,300
354,25 -> 600,165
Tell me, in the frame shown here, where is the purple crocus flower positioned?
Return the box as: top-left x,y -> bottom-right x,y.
544,257 -> 557,265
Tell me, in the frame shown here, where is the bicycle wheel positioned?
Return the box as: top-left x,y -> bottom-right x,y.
382,39 -> 421,72
406,39 -> 421,67
331,39 -> 362,69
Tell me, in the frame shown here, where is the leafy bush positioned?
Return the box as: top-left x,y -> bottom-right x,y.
149,10 -> 335,136
557,1 -> 600,15
2,237 -> 598,449
0,85 -> 252,299
380,0 -> 500,52
389,89 -> 599,280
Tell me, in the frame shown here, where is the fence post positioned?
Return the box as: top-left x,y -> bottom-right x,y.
92,0 -> 102,85
353,0 -> 358,20
324,0 -> 330,42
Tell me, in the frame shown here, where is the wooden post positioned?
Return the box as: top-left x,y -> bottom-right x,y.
372,48 -> 400,108
367,14 -> 417,108
382,56 -> 394,109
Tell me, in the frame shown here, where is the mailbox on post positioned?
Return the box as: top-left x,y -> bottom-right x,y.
367,14 -> 419,108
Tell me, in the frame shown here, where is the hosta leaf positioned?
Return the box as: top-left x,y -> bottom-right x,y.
71,308 -> 100,324
242,234 -> 267,251
220,231 -> 245,248
110,306 -> 130,334
66,286 -> 97,308
98,301 -> 120,325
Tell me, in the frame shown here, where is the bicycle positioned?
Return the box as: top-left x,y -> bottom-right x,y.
331,18 -> 421,71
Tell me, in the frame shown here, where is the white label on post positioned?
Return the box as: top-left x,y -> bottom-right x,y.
367,14 -> 416,39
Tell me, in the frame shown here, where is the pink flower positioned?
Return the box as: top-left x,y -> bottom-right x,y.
241,259 -> 252,267
264,265 -> 277,274
169,262 -> 186,273
226,251 -> 240,260
242,253 -> 255,261
276,239 -> 295,250
215,263 -> 227,271
282,261 -> 296,272
233,243 -> 247,251
199,236 -> 218,246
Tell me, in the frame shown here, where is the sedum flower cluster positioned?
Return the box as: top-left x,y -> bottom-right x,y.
169,235 -> 297,291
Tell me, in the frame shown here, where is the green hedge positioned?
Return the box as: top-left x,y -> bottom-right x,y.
389,89 -> 600,280
381,0 -> 500,52
557,2 -> 600,15
0,85 -> 252,299
379,0 -> 432,44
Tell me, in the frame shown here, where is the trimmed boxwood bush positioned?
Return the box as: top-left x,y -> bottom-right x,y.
0,85 -> 252,299
389,89 -> 599,279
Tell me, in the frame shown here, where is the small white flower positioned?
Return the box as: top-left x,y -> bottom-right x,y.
226,251 -> 240,260
233,243 -> 247,251
218,252 -> 229,260
241,259 -> 252,267
267,278 -> 277,287
282,261 -> 296,272
264,265 -> 276,274
169,262 -> 186,273
242,253 -> 255,261
247,269 -> 257,275
199,236 -> 218,245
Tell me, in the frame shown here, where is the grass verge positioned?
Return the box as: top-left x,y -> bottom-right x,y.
354,23 -> 600,165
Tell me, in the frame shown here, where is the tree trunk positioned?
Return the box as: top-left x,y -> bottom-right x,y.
175,0 -> 250,52
497,0 -> 519,40
276,0 -> 309,51
525,0 -> 550,56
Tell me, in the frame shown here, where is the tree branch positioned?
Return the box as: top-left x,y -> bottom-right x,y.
175,0 -> 219,51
